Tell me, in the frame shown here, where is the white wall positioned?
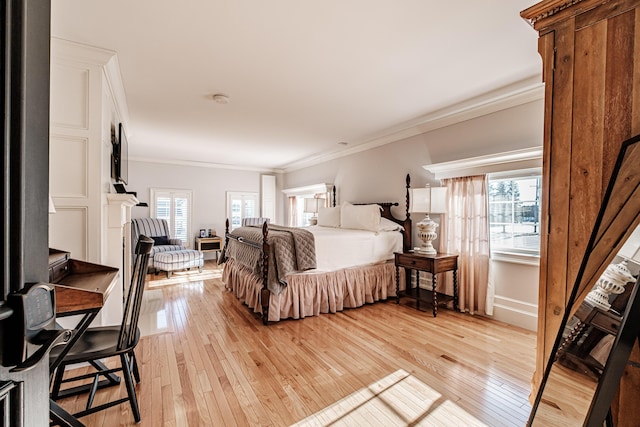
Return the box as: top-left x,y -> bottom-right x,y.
491,258 -> 539,330
49,38 -> 133,327
282,98 -> 544,330
51,42 -> 544,330
127,160 -> 271,260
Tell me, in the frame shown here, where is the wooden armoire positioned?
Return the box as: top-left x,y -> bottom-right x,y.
521,0 -> 640,424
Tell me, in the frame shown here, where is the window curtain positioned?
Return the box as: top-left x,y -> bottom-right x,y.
440,175 -> 493,315
288,196 -> 297,227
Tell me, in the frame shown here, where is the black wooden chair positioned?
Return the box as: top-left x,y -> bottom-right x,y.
49,235 -> 154,423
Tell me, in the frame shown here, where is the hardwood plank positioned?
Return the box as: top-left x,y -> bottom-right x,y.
532,31 -> 555,393
544,17 -> 574,365
634,9 -> 640,136
52,261 -> 561,426
602,9 -> 635,182
569,19 -> 606,287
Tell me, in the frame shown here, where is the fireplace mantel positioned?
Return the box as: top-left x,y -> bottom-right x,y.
102,193 -> 139,325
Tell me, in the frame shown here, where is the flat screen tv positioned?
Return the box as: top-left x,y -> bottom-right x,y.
111,123 -> 128,185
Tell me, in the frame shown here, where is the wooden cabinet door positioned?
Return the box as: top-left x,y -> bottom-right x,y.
523,1 -> 640,424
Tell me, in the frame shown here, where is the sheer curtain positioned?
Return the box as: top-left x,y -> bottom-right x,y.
440,175 -> 493,315
288,196 -> 297,227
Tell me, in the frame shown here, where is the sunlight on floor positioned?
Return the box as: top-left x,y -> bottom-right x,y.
291,369 -> 488,427
138,289 -> 173,337
148,268 -> 222,288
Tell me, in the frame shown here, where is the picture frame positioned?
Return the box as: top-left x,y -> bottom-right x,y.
199,229 -> 207,238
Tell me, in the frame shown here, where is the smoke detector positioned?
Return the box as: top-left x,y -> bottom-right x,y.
212,94 -> 230,104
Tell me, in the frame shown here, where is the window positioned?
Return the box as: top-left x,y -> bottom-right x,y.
226,192 -> 259,230
150,188 -> 192,244
488,173 -> 542,255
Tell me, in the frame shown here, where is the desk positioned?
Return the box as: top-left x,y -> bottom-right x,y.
48,254 -> 119,427
394,252 -> 458,317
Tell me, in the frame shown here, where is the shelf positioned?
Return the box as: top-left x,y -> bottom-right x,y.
400,288 -> 454,309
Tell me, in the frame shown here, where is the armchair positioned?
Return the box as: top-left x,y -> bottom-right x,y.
131,218 -> 185,272
241,217 -> 270,227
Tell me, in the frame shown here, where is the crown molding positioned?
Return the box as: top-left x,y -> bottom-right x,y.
51,37 -> 115,65
103,54 -> 131,130
282,77 -> 544,173
129,156 -> 283,174
520,0 -> 586,25
51,37 -> 131,131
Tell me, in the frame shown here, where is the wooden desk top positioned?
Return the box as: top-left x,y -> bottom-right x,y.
52,259 -> 119,316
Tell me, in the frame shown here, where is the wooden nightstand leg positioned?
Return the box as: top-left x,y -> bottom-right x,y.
416,270 -> 420,311
453,269 -> 459,311
395,265 -> 400,304
432,273 -> 438,317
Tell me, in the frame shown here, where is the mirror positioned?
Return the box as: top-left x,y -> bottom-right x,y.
528,134 -> 640,426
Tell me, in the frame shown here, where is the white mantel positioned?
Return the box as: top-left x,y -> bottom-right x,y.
102,193 -> 138,325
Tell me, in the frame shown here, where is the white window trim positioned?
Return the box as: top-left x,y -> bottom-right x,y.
425,149 -> 543,265
488,172 -> 542,264
226,191 -> 259,231
492,250 -> 540,266
150,187 -> 193,245
423,147 -> 542,180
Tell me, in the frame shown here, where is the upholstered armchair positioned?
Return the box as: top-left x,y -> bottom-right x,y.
131,218 -> 185,272
241,217 -> 270,227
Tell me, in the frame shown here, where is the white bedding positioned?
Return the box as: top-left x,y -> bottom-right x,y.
307,225 -> 403,271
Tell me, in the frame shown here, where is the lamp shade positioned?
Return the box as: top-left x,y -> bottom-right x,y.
410,188 -> 431,213
410,187 -> 447,214
304,198 -> 323,214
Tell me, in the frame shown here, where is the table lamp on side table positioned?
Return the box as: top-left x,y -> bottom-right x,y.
410,186 -> 447,255
304,197 -> 324,226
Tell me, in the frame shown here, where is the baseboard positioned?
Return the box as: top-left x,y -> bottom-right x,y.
491,295 -> 538,331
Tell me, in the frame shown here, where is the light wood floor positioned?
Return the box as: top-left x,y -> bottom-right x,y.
54,261 -> 538,426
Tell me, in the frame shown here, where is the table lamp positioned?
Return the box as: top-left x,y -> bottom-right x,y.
304,198 -> 324,226
585,224 -> 640,310
410,186 -> 447,255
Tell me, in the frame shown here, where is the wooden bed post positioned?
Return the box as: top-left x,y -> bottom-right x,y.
224,219 -> 230,258
260,221 -> 270,325
404,174 -> 412,252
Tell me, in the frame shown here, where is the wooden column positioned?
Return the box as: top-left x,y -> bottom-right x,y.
521,0 -> 640,424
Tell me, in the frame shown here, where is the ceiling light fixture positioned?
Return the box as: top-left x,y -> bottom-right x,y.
212,94 -> 230,104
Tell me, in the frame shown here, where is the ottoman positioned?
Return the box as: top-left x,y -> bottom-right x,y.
154,249 -> 204,278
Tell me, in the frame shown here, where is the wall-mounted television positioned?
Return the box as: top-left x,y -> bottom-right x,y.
111,123 -> 128,185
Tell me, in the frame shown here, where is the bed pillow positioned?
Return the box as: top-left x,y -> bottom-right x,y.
151,235 -> 170,245
317,206 -> 341,227
379,217 -> 404,232
340,202 -> 381,232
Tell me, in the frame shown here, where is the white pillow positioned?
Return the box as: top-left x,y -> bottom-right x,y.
379,217 -> 404,232
340,202 -> 381,232
317,206 -> 341,227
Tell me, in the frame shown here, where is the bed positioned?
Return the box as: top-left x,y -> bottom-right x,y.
220,175 -> 412,324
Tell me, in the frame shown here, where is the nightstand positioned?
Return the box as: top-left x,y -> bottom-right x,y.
195,236 -> 223,259
394,251 -> 458,317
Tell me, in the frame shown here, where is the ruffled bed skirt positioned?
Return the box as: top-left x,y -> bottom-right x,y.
222,258 -> 405,322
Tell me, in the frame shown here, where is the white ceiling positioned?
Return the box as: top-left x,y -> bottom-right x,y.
51,1 -> 541,171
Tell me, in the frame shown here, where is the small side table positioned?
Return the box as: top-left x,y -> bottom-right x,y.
394,251 -> 458,317
195,236 -> 223,259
